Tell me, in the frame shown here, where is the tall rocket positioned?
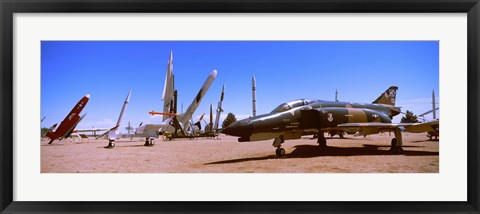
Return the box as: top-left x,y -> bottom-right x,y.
162,51 -> 174,121
107,90 -> 132,140
432,90 -> 436,120
209,104 -> 213,132
335,89 -> 338,102
115,90 -> 131,130
214,84 -> 225,132
252,75 -> 257,117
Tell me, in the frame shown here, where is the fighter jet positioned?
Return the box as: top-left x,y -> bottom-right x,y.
45,94 -> 90,144
222,86 -> 430,157
135,52 -> 217,145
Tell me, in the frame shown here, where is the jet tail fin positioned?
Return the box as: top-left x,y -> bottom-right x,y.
372,86 -> 398,106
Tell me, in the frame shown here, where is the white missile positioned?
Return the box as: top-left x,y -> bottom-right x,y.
115,90 -> 131,129
252,75 -> 257,117
179,69 -> 217,130
335,89 -> 338,102
432,90 -> 436,120
162,51 -> 174,121
209,104 -> 213,132
214,83 -> 226,132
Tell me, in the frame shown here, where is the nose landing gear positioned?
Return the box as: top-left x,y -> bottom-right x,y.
273,136 -> 285,157
275,148 -> 286,157
317,132 -> 327,148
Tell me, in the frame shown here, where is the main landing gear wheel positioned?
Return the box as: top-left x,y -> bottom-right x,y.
275,148 -> 286,157
389,138 -> 403,152
317,135 -> 327,148
104,142 -> 115,149
144,138 -> 155,147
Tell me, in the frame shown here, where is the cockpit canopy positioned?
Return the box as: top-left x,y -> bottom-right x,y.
270,99 -> 315,113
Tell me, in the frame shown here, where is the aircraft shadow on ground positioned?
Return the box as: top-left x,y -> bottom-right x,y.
96,145 -> 151,148
307,137 -> 372,141
327,137 -> 372,141
122,145 -> 154,148
205,144 -> 438,165
412,139 -> 439,143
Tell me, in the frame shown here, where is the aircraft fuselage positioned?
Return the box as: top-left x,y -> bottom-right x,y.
222,100 -> 398,142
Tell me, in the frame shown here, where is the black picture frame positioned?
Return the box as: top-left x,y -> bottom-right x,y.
1,0 -> 479,213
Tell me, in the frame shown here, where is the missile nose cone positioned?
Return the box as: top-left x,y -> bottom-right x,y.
85,94 -> 90,99
126,90 -> 132,101
211,70 -> 217,78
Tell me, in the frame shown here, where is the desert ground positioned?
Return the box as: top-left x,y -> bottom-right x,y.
41,133 -> 439,173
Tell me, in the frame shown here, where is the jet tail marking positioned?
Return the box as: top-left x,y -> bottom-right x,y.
372,86 -> 398,106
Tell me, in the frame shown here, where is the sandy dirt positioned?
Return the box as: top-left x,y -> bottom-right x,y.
41,133 -> 438,173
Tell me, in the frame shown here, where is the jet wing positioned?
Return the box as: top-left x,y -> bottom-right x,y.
336,122 -> 416,129
328,122 -> 417,136
74,128 -> 110,132
405,121 -> 439,133
95,125 -> 120,139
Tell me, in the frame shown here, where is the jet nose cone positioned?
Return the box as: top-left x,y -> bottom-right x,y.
85,94 -> 90,99
222,119 -> 252,137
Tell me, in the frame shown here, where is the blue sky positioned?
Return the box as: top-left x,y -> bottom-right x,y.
41,41 -> 439,132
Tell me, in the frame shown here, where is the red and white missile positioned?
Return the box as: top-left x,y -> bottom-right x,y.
46,94 -> 90,144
